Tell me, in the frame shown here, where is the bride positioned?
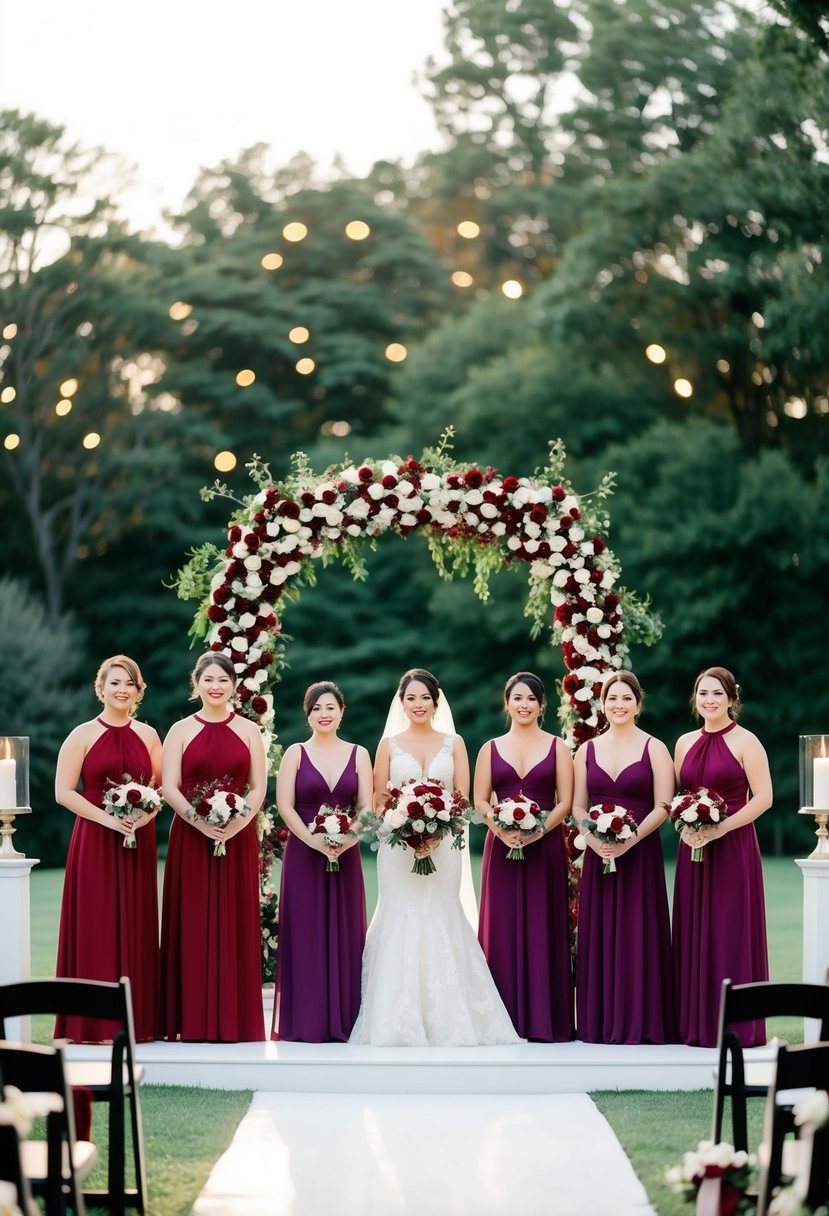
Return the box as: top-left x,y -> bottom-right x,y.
349,669 -> 521,1046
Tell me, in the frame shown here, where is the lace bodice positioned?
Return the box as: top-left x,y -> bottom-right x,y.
388,734 -> 456,789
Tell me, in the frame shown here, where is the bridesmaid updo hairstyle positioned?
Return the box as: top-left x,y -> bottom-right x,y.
503,672 -> 546,722
600,671 -> 643,725
691,666 -> 742,721
94,655 -> 146,713
189,650 -> 237,700
303,681 -> 345,716
397,668 -> 441,706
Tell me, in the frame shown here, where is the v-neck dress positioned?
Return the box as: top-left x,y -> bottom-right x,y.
576,738 -> 676,1043
672,723 -> 768,1047
272,744 -> 366,1042
478,740 -> 574,1041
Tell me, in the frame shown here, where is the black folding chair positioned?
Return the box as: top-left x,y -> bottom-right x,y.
0,1121 -> 36,1214
0,977 -> 146,1214
756,1041 -> 829,1216
0,1040 -> 96,1215
712,979 -> 829,1153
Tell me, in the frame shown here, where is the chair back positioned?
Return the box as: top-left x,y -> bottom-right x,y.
713,979 -> 829,1154
0,977 -> 139,1096
757,1041 -> 829,1216
0,1040 -> 87,1216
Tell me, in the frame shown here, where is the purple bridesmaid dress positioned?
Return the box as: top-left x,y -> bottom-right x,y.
577,739 -> 676,1043
478,740 -> 574,1041
272,745 -> 367,1042
672,723 -> 768,1047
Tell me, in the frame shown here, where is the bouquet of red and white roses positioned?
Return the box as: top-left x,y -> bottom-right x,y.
102,776 -> 162,848
665,1140 -> 756,1214
669,787 -> 728,862
188,783 -> 252,857
581,802 -> 638,874
491,795 -> 549,860
378,780 -> 468,875
309,803 -> 355,873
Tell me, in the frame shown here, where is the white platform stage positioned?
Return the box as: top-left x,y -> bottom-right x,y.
63,1032 -> 779,1095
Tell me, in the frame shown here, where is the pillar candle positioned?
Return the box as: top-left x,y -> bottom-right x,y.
814,756 -> 829,809
0,756 -> 16,808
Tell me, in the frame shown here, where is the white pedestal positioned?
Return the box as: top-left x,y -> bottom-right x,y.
0,856 -> 40,1041
795,857 -> 829,1041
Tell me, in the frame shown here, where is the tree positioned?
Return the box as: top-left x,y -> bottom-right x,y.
0,577 -> 90,862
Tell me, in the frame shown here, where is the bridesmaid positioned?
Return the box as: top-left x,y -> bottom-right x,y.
474,672 -> 575,1041
160,652 -> 267,1042
672,666 -> 772,1047
55,655 -> 161,1042
272,681 -> 372,1042
572,671 -> 676,1044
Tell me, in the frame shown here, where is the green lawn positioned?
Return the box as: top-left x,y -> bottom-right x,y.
26,855 -> 804,1215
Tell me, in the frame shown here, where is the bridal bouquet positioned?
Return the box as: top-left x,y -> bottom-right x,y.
102,776 -> 162,848
309,803 -> 354,873
581,803 -> 638,874
669,787 -> 728,861
188,782 -> 252,857
379,780 -> 468,875
491,795 -> 548,861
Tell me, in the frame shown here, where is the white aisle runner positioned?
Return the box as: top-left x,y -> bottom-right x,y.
192,1091 -> 655,1216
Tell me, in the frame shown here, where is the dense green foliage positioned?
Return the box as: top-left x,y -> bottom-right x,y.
1,0 -> 827,862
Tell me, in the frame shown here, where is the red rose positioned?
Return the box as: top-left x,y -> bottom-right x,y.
502,476 -> 519,493
321,489 -> 337,504
609,816 -> 624,833
260,652 -> 274,665
251,695 -> 268,715
446,499 -> 461,512
697,805 -> 711,821
446,473 -> 462,489
238,688 -> 252,702
552,485 -> 566,502
593,537 -> 605,555
384,493 -> 399,508
381,475 -> 398,489
529,505 -> 548,525
415,508 -> 431,525
408,805 -> 425,819
589,809 -> 600,820
512,808 -> 526,821
207,605 -> 228,622
213,586 -> 231,604
464,469 -> 483,488
559,515 -> 572,531
571,507 -> 581,520
227,795 -> 239,810
358,465 -> 374,482
279,500 -> 301,519
126,788 -> 143,805
300,492 -> 315,506
430,798 -> 446,812
246,534 -> 261,552
229,525 -> 242,543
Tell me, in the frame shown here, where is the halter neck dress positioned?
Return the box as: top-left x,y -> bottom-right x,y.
56,718 -> 159,1042
672,723 -> 768,1047
160,713 -> 264,1041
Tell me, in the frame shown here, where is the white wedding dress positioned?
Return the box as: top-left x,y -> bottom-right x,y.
349,735 -> 521,1047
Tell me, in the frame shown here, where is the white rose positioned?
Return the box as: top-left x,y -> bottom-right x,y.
231,637 -> 248,652
574,569 -> 591,584
570,526 -> 584,542
491,521 -> 507,536
346,524 -> 362,537
561,495 -> 579,514
244,555 -> 262,571
436,809 -> 451,822
282,518 -> 301,533
232,541 -> 248,559
347,497 -> 370,519
498,806 -> 515,826
681,808 -> 697,823
397,479 -> 414,497
464,488 -> 483,506
586,607 -> 604,624
524,539 -> 540,554
368,482 -> 385,500
237,612 -> 256,629
325,508 -> 343,527
549,535 -> 567,551
380,460 -> 398,477
411,819 -> 425,833
421,472 -> 441,492
524,520 -> 541,538
400,513 -> 417,527
507,536 -> 522,552
597,624 -> 612,638
270,569 -> 287,585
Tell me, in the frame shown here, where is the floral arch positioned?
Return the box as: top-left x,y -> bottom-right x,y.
178,435 -> 655,766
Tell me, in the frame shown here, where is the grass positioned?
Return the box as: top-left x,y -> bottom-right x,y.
26,853 -> 805,1214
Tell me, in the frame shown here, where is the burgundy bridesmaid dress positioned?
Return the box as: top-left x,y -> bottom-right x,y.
478,740 -> 574,1041
672,723 -> 768,1047
576,739 -> 676,1044
56,719 -> 159,1042
160,713 -> 264,1042
272,745 -> 366,1041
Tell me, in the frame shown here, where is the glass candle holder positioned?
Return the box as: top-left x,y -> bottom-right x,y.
799,734 -> 829,859
0,736 -> 31,858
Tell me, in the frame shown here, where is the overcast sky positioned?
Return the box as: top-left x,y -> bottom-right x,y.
0,0 -> 450,232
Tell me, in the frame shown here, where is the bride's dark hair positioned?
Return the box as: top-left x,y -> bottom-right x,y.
397,668 -> 441,705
